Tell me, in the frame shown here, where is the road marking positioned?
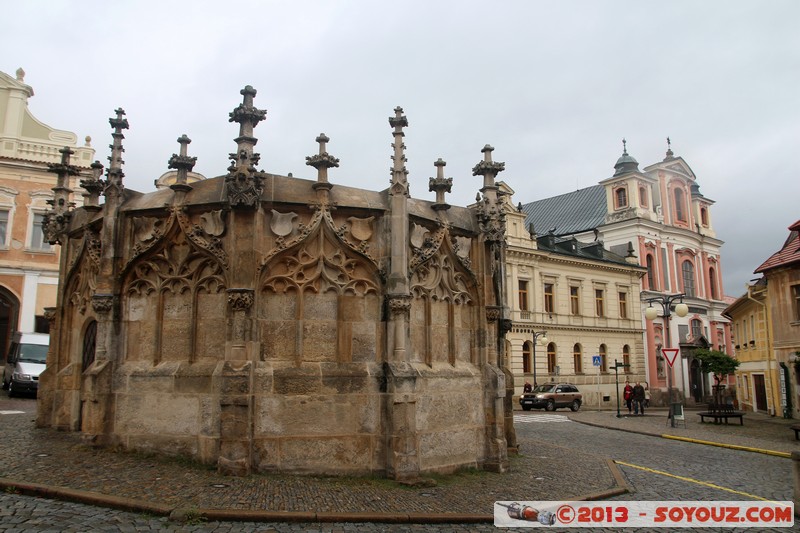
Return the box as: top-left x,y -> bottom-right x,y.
616,460 -> 771,501
0,410 -> 26,415
514,414 -> 571,424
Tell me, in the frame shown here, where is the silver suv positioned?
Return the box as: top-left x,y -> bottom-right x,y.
519,383 -> 582,412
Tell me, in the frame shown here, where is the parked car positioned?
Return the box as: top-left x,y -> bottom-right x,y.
3,332 -> 49,397
519,383 -> 582,412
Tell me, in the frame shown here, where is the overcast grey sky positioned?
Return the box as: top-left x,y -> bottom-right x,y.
4,0 -> 798,297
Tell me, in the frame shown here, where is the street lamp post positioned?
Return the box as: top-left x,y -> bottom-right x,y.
644,293 -> 689,428
531,330 -> 548,386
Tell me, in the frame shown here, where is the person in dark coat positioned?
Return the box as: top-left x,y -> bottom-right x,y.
632,382 -> 646,415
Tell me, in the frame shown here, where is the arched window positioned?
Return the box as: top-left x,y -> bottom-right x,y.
682,260 -> 695,297
615,187 -> 627,209
674,188 -> 687,222
700,207 -> 709,226
622,344 -> 630,374
547,342 -> 557,374
522,341 -> 531,373
646,254 -> 656,291
639,186 -> 648,208
82,320 -> 97,372
599,344 -> 607,372
573,344 -> 582,374
709,267 -> 718,300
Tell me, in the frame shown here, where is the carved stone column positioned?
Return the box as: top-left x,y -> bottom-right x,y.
218,288 -> 255,476
35,307 -> 58,428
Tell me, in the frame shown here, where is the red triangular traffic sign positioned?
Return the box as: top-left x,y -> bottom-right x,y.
662,348 -> 680,368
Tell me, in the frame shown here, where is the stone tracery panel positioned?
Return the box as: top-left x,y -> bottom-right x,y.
259,220 -> 380,363
123,234 -> 226,364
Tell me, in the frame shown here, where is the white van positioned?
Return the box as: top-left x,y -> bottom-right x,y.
3,332 -> 49,397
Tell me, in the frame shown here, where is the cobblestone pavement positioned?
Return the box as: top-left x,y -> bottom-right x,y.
1,396 -> 798,532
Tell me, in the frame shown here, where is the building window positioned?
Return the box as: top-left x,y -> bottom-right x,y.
691,319 -> 702,340
639,186 -> 648,208
570,286 -> 580,315
674,188 -> 687,222
30,213 -> 52,251
793,285 -> 800,321
573,344 -> 582,373
619,292 -> 628,318
0,210 -> 8,246
522,341 -> 531,373
595,289 -> 605,317
645,254 -> 656,291
547,343 -> 556,374
615,187 -> 627,209
709,267 -> 718,300
599,344 -> 607,372
681,260 -> 695,297
700,207 -> 709,226
544,283 -> 554,314
518,280 -> 529,311
622,344 -> 630,373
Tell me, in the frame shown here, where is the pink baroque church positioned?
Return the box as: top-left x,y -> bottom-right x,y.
37,86 -> 515,480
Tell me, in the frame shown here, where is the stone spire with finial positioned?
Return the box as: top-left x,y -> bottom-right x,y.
225,85 -> 267,208
106,108 -> 128,196
168,134 -> 197,193
81,160 -> 105,211
42,146 -> 78,244
429,158 -> 452,211
306,133 -> 339,189
472,145 -> 506,242
388,106 -> 409,196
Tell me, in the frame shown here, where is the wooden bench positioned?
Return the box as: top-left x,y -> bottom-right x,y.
698,403 -> 745,425
791,424 -> 800,440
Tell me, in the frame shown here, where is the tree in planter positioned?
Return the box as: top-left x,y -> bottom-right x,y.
693,348 -> 740,409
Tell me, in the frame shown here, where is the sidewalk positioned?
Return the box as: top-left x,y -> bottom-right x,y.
1,403 -> 797,523
569,407 -> 800,456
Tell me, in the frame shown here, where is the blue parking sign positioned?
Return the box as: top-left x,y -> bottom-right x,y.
592,355 -> 601,367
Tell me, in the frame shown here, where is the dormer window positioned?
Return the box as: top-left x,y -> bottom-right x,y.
614,187 -> 628,209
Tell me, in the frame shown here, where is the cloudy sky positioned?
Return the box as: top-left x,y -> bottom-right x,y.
4,0 -> 798,296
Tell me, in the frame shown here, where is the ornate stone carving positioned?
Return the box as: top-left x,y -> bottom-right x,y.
66,231 -> 102,315
91,294 -> 115,315
126,240 -> 226,297
485,306 -> 502,322
199,210 -> 225,237
411,252 -> 473,305
409,224 -> 447,273
262,227 -> 378,296
347,216 -> 374,242
227,289 -> 254,311
452,235 -> 472,270
387,294 -> 412,316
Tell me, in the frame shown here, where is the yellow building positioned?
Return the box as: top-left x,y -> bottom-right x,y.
724,280 -> 779,414
502,183 -> 648,409
0,68 -> 94,353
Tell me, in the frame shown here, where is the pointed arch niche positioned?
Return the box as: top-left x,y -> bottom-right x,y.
122,228 -> 227,365
409,231 -> 477,366
258,217 -> 381,363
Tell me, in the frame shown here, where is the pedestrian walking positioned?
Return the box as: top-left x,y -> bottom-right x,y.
623,380 -> 633,414
632,382 -> 646,415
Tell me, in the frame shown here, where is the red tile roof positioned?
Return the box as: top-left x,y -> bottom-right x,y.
754,220 -> 800,273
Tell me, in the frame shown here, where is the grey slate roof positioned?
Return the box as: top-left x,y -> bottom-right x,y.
535,233 -> 637,268
521,185 -> 607,237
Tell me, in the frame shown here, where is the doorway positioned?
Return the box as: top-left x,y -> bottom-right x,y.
753,374 -> 768,412
0,287 -> 20,360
